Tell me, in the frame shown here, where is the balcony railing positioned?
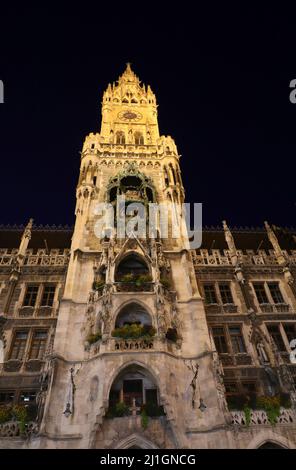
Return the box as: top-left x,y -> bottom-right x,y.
114,338 -> 154,351
231,407 -> 295,426
3,359 -> 44,373
114,282 -> 154,293
192,249 -> 296,267
18,306 -> 54,317
0,250 -> 70,267
0,420 -> 39,438
259,303 -> 290,313
204,303 -> 238,314
219,353 -> 252,367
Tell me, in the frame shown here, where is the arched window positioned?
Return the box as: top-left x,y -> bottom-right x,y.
135,132 -> 144,145
108,364 -> 161,410
115,303 -> 152,328
116,131 -> 125,145
258,442 -> 286,449
115,254 -> 149,281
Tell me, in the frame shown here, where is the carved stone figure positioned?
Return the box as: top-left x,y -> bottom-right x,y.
256,341 -> 269,364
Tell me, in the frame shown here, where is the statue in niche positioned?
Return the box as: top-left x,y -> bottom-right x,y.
256,341 -> 269,364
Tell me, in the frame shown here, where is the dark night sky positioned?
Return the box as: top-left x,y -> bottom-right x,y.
0,5 -> 296,228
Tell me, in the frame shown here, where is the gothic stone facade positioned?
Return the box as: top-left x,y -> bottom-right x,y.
0,65 -> 296,449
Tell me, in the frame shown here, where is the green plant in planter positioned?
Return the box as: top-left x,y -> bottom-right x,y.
0,404 -> 12,424
243,405 -> 251,426
112,323 -> 156,339
160,277 -> 171,289
256,396 -> 281,425
92,280 -> 105,291
12,405 -> 27,434
114,402 -> 129,417
87,332 -> 102,344
120,273 -> 134,283
141,410 -> 149,429
135,274 -> 152,286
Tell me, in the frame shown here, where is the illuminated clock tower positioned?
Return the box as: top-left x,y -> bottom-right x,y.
39,64 -> 227,449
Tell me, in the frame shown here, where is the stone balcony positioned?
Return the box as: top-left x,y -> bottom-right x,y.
88,336 -> 180,357
113,337 -> 154,351
219,353 -> 253,367
18,306 -> 54,317
192,248 -> 296,267
114,281 -> 154,293
230,407 -> 295,426
0,249 -> 70,267
259,303 -> 290,313
2,359 -> 44,373
205,303 -> 238,314
0,420 -> 38,438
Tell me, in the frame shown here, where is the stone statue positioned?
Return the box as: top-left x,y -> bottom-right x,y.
63,367 -> 76,417
256,341 -> 269,364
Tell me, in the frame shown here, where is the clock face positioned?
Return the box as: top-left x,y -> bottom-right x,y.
118,110 -> 142,121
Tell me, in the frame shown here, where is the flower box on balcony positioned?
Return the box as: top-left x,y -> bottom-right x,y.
111,323 -> 156,340
25,359 -> 43,372
3,360 -> 22,372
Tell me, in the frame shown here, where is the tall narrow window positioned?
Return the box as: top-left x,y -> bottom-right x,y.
164,167 -> 169,187
204,284 -> 217,304
268,283 -> 284,304
253,283 -> 268,304
23,285 -> 39,307
134,132 -> 144,145
9,331 -> 28,360
229,326 -> 246,353
116,131 -> 125,144
170,164 -> 177,185
267,325 -> 286,352
212,327 -> 228,353
41,285 -> 56,307
29,331 -> 47,360
219,284 -> 233,304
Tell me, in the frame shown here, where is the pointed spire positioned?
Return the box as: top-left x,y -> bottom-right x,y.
17,218 -> 33,258
119,62 -> 139,84
264,221 -> 286,265
222,220 -> 237,258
